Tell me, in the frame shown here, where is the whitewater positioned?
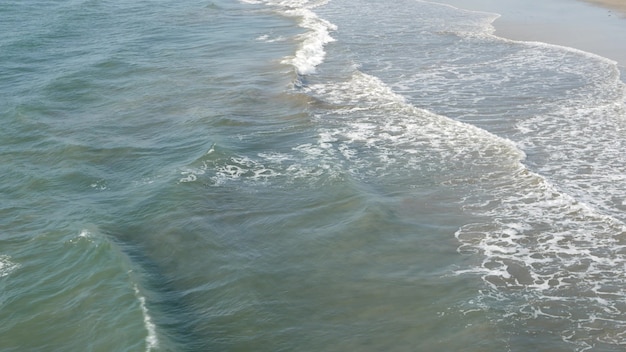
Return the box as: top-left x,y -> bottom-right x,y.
2,0 -> 626,351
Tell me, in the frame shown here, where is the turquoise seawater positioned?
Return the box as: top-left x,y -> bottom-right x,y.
2,0 -> 626,351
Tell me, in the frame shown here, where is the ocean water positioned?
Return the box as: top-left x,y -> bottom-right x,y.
2,0 -> 626,351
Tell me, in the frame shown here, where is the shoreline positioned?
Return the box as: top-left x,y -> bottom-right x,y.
585,0 -> 626,14
435,0 -> 626,68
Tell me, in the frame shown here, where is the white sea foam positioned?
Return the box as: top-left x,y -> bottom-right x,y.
216,0 -> 625,349
303,71 -> 525,176
514,100 -> 626,222
66,228 -> 99,245
317,3 -> 626,347
182,67 -> 525,188
0,255 -> 19,278
134,285 -> 159,352
255,34 -> 287,43
90,179 -> 107,190
422,0 -> 500,36
364,11 -> 626,340
453,151 -> 626,349
452,34 -> 626,347
179,167 -> 204,183
284,7 -> 336,75
302,72 -> 626,341
244,0 -> 336,75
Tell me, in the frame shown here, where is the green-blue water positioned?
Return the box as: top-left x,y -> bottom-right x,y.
2,0 -> 626,351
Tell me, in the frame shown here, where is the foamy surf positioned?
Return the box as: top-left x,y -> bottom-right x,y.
453,159 -> 626,350
300,0 -> 626,349
244,0 -> 336,75
178,68 -> 526,187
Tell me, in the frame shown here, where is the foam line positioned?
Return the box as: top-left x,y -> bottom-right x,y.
134,285 -> 159,352
243,0 -> 336,75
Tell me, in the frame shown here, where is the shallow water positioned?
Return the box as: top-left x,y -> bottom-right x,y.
2,0 -> 626,351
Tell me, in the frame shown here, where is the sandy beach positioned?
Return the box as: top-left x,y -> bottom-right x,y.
436,0 -> 626,67
586,0 -> 626,14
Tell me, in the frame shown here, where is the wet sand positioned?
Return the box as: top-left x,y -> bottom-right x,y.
585,0 -> 626,14
435,0 -> 626,67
